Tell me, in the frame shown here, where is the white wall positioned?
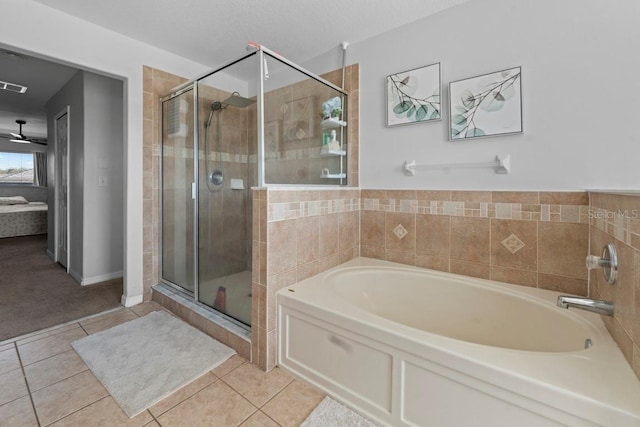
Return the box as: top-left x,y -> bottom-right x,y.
1,0 -> 210,305
46,71 -> 84,278
304,0 -> 640,191
82,72 -> 124,281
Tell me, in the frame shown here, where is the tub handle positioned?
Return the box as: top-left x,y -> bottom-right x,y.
328,334 -> 352,353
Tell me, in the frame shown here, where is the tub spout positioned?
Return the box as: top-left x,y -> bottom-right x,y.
556,296 -> 614,316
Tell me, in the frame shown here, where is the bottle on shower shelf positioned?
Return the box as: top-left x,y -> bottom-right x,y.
321,130 -> 341,154
327,129 -> 341,152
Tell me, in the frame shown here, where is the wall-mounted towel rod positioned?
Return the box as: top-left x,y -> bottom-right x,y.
403,154 -> 510,176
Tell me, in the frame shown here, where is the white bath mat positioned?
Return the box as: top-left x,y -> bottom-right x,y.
301,396 -> 378,427
71,310 -> 235,417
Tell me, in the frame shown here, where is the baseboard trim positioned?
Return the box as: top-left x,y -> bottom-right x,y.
81,271 -> 123,286
69,268 -> 82,284
121,293 -> 143,307
46,249 -> 54,261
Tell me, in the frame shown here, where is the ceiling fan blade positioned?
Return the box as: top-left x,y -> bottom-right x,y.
9,132 -> 21,138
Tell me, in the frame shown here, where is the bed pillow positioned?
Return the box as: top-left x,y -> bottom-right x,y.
0,196 -> 29,205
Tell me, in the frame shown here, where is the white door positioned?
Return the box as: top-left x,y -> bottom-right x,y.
55,108 -> 69,270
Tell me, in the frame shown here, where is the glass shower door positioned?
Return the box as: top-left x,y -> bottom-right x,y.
161,87 -> 195,293
196,54 -> 257,326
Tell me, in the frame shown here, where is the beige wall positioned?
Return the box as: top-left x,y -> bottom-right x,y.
361,190 -> 590,294
589,192 -> 640,379
252,188 -> 361,370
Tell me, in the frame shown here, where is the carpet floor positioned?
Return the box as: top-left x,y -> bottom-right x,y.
0,234 -> 122,341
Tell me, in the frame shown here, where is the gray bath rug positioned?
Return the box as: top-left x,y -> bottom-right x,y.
71,310 -> 235,417
301,396 -> 378,427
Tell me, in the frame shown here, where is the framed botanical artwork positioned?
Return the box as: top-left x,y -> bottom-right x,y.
386,62 -> 441,127
282,97 -> 315,141
449,66 -> 522,140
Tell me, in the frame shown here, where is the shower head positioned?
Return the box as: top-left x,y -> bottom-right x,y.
222,92 -> 256,108
205,101 -> 224,127
205,93 -> 255,127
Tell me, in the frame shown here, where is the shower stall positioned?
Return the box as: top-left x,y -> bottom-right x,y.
160,45 -> 349,328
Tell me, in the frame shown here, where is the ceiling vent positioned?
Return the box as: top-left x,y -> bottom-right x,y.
0,80 -> 28,94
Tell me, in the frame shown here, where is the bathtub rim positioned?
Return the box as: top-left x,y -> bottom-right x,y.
277,256 -> 640,423
322,264 -> 598,354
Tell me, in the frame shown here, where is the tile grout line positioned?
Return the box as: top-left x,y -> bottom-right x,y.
146,357 -> 249,421
48,395 -> 112,426
27,365 -> 91,395
255,377 -> 300,427
148,408 -> 162,426
14,340 -> 42,427
149,373 -> 222,419
0,306 -> 125,347
217,367 -> 293,424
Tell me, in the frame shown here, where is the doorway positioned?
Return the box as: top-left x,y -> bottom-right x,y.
54,107 -> 69,270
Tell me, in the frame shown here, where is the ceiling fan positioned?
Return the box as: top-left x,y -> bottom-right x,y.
9,120 -> 47,145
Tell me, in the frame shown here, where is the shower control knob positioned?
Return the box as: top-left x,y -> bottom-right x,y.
209,170 -> 224,186
585,255 -> 603,270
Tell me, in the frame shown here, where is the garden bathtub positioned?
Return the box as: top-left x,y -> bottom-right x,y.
277,257 -> 640,426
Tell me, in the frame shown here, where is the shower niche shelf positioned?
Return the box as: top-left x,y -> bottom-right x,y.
321,173 -> 347,179
321,117 -> 347,129
320,150 -> 346,157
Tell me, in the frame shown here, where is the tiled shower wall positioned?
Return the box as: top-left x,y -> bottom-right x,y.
261,65 -> 359,186
361,190 -> 590,294
252,188 -> 360,370
588,192 -> 640,379
143,66 -> 187,300
197,84 -> 252,283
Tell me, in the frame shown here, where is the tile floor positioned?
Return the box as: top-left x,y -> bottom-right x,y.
0,302 -> 326,426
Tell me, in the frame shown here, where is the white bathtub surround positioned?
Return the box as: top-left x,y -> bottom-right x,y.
277,258 -> 640,426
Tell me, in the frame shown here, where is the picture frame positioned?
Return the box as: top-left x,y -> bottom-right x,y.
449,66 -> 522,140
386,62 -> 441,127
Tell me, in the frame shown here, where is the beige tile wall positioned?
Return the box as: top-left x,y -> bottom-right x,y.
261,64 -> 359,187
361,190 -> 590,294
143,66 -> 188,300
197,84 -> 252,282
252,188 -> 360,370
145,64 -> 360,370
588,192 -> 640,379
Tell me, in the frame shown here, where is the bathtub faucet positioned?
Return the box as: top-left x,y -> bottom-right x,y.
556,296 -> 614,316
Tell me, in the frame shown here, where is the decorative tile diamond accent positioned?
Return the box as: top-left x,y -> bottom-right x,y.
393,224 -> 408,240
501,234 -> 525,254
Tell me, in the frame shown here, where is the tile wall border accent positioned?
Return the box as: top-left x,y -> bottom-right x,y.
589,206 -> 640,252
360,190 -> 589,224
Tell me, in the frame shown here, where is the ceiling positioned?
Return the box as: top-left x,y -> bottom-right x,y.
0,49 -> 78,140
34,0 -> 469,67
1,0 -> 469,140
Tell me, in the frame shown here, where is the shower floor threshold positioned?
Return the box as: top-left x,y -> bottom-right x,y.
152,283 -> 251,344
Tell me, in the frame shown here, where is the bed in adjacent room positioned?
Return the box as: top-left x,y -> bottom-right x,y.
0,196 -> 48,238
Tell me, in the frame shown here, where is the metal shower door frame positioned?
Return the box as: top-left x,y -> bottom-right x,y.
158,44 -> 350,321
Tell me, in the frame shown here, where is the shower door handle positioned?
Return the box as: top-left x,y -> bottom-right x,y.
191,182 -> 196,200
